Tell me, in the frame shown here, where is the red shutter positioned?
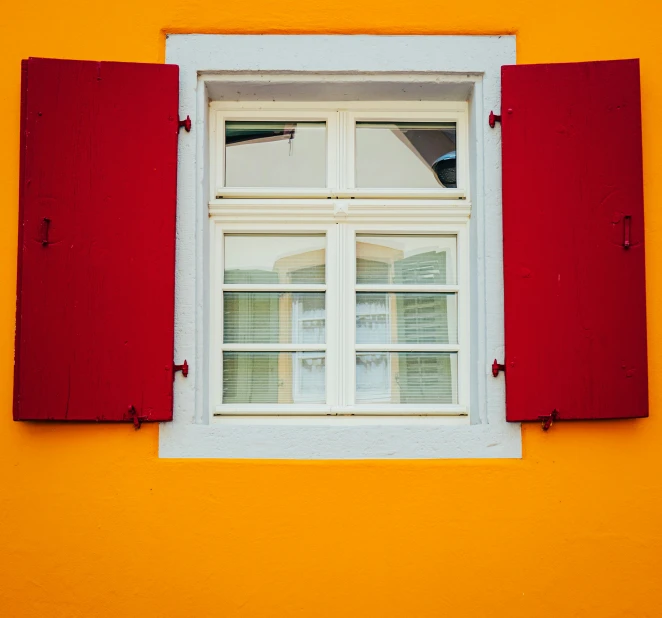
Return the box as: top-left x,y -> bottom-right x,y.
14,58 -> 180,422
501,59 -> 648,422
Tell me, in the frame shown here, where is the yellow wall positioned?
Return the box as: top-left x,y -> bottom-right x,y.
2,3 -> 662,617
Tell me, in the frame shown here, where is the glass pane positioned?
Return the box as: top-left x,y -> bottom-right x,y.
356,352 -> 457,404
225,121 -> 327,188
355,122 -> 457,189
225,235 -> 326,284
224,292 -> 325,344
356,293 -> 457,344
356,236 -> 456,285
223,352 -> 326,404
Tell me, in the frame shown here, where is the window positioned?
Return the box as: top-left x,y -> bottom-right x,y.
163,34 -> 522,459
209,104 -> 470,416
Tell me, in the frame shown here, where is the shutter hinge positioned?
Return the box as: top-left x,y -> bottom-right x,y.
127,405 -> 148,430
489,109 -> 513,128
539,409 -> 558,431
492,358 -> 505,377
178,115 -> 192,133
173,359 -> 189,381
488,110 -> 501,128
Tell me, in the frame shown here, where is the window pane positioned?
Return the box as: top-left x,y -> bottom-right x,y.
225,121 -> 327,188
356,236 -> 456,285
223,352 -> 326,404
224,292 -> 325,344
225,235 -> 326,284
356,352 -> 457,404
355,122 -> 457,189
356,293 -> 457,344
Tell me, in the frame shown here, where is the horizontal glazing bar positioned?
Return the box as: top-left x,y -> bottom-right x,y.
354,344 -> 459,352
354,285 -> 458,293
222,284 -> 326,292
222,343 -> 326,352
209,198 -> 471,207
214,404 -> 467,416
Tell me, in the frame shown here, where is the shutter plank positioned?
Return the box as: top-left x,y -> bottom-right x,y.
14,58 -> 179,422
502,59 -> 647,421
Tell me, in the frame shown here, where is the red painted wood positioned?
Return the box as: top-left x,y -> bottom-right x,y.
501,59 -> 648,422
14,60 -> 29,421
15,58 -> 179,422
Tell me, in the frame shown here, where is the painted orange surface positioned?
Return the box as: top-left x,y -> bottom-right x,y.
1,2 -> 662,617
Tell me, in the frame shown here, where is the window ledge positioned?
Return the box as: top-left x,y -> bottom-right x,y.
159,417 -> 522,459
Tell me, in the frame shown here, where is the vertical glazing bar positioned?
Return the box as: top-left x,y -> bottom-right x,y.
326,224 -> 339,408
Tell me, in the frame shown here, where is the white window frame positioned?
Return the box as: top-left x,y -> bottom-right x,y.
210,103 -> 470,417
211,221 -> 470,417
161,34 -> 522,459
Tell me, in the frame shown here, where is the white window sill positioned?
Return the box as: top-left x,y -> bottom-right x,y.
159,416 -> 521,459
162,34 -> 521,459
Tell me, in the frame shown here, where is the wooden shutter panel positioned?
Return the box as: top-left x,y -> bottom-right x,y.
14,58 -> 179,422
501,59 -> 648,422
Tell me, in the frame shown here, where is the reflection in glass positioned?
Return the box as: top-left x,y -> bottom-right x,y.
356,293 -> 457,344
224,292 -> 325,344
223,352 -> 326,404
224,235 -> 326,284
356,352 -> 457,404
355,122 -> 457,189
356,236 -> 456,285
225,121 -> 327,188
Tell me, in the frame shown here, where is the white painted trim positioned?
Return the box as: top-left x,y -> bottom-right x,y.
208,199 -> 473,222
208,88 -> 476,104
161,34 -> 521,459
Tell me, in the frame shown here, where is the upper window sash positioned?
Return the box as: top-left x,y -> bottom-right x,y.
344,110 -> 468,199
212,110 -> 338,199
210,103 -> 469,199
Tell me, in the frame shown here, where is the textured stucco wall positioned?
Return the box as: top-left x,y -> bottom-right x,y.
1,3 -> 661,616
